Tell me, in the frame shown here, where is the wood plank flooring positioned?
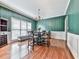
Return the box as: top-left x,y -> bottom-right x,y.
0,39 -> 74,59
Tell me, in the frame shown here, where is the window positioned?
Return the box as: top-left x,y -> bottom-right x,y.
21,20 -> 27,29
21,20 -> 27,36
11,18 -> 20,30
27,22 -> 31,31
11,18 -> 32,40
11,18 -> 20,40
12,30 -> 20,40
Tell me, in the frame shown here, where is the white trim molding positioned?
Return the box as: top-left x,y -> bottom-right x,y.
67,32 -> 79,59
0,1 -> 35,20
64,0 -> 71,14
51,31 -> 65,40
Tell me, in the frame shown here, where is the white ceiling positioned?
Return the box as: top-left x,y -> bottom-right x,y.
0,0 -> 69,20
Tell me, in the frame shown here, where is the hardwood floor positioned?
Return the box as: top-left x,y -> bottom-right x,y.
0,39 -> 74,59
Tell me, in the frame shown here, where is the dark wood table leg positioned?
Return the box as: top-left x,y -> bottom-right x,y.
32,37 -> 34,51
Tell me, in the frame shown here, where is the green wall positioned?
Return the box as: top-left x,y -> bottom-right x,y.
66,0 -> 79,34
0,6 -> 37,30
0,6 -> 1,17
37,16 -> 65,31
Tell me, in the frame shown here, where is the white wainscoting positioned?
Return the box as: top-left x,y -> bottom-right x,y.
67,32 -> 79,59
78,39 -> 79,59
51,31 -> 66,40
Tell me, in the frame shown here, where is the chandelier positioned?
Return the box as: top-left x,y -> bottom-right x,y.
33,9 -> 43,20
37,9 -> 41,19
36,9 -> 43,20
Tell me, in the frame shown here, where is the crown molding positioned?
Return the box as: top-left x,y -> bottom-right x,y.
64,0 -> 70,14
0,1 -> 36,21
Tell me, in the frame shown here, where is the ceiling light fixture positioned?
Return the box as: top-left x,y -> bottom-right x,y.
38,9 -> 41,20
33,9 -> 42,20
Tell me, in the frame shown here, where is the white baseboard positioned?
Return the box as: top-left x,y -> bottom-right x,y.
67,32 -> 79,59
51,31 -> 66,40
67,42 -> 78,59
